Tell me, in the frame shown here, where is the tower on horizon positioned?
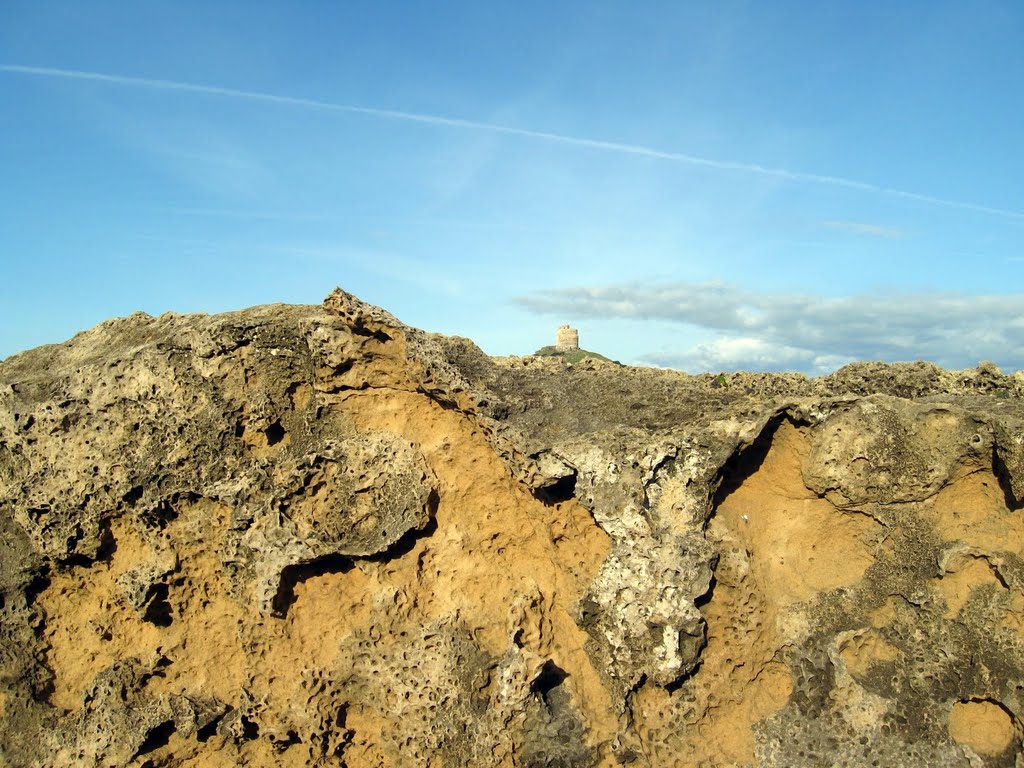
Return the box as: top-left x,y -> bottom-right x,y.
555,325 -> 579,351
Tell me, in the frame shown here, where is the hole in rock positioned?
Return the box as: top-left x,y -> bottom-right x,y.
351,325 -> 392,343
533,472 -> 578,506
272,730 -> 303,752
122,486 -> 144,506
363,496 -> 440,564
265,420 -> 286,446
663,655 -> 704,696
273,554 -> 353,617
711,415 -> 795,517
141,494 -> 194,530
135,720 -> 176,757
991,445 -> 1023,511
143,583 -> 173,627
530,660 -> 568,700
94,522 -> 117,562
25,570 -> 51,609
196,710 -> 228,742
240,715 -> 261,740
694,572 -> 718,609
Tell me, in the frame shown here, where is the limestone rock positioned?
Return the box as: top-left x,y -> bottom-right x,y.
1,289 -> 1023,767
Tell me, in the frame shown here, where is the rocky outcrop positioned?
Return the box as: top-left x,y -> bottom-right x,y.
1,288 -> 1024,767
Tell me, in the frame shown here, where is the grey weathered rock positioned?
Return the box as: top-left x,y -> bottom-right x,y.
1,289 -> 1023,767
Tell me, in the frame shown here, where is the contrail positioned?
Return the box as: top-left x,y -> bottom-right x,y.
4,63 -> 1023,221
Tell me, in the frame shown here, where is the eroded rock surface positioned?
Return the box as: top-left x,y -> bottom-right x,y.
2,288 -> 1024,766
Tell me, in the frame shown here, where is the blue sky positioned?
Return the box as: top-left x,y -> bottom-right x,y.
2,2 -> 1022,373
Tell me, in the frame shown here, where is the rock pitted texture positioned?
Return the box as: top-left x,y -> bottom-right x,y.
2,288 -> 1024,767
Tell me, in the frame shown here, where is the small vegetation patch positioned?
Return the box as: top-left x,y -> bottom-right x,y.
533,346 -> 619,365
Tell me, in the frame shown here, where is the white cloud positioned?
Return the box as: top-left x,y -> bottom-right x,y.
641,338 -> 856,375
515,282 -> 1024,373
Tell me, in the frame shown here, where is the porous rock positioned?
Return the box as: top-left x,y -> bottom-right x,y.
1,289 -> 1023,766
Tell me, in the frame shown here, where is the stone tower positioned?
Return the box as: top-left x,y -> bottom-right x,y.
555,325 -> 579,351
